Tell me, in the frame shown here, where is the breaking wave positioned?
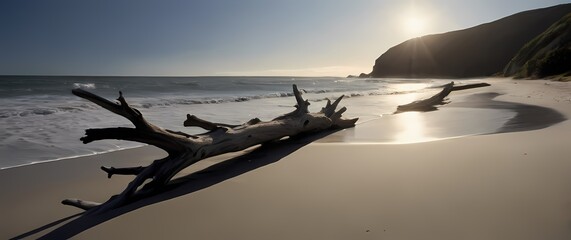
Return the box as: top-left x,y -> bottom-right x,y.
73,83 -> 96,89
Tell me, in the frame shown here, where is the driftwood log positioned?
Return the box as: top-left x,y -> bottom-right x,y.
63,84 -> 358,214
396,82 -> 455,113
395,82 -> 491,113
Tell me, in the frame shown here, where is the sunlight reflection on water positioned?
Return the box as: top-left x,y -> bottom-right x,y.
394,111 -> 436,144
391,83 -> 431,92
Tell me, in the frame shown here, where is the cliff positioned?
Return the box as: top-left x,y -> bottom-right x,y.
503,13 -> 571,78
369,4 -> 571,78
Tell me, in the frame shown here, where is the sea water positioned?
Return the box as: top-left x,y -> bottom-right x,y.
0,76 -> 485,169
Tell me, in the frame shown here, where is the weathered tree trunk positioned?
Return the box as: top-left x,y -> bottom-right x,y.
451,82 -> 490,91
395,82 -> 455,113
63,84 -> 357,214
395,81 -> 491,113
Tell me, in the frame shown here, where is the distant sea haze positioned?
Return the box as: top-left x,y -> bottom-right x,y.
0,76 -> 467,169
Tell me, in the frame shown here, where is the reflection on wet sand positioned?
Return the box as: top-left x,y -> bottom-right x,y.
394,112 -> 435,143
318,92 -> 565,144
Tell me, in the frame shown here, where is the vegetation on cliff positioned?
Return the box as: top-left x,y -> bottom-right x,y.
504,13 -> 571,78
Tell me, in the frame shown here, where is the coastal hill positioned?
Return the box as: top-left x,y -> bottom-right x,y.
367,4 -> 571,78
503,13 -> 571,78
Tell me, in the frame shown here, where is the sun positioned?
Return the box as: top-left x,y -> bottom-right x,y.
403,15 -> 427,37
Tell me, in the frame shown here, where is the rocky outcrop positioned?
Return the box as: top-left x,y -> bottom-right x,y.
368,4 -> 571,78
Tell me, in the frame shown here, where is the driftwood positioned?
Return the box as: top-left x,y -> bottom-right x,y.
63,85 -> 358,214
451,82 -> 490,91
396,82 -> 454,113
395,82 -> 491,113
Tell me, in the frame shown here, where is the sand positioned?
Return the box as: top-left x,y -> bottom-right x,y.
2,78 -> 571,239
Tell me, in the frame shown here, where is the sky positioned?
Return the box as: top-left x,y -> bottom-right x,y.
1,0 -> 569,77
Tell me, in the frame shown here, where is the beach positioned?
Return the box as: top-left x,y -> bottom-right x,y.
2,78 -> 571,239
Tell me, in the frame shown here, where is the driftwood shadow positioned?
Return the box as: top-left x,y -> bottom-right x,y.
34,130 -> 338,239
9,213 -> 82,240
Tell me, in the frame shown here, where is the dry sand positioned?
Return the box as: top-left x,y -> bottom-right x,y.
2,78 -> 571,239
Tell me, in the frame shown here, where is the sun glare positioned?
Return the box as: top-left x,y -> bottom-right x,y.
400,5 -> 432,38
404,17 -> 426,36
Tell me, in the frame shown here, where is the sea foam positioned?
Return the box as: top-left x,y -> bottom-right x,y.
73,83 -> 96,89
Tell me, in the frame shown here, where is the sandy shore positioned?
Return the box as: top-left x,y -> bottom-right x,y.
2,78 -> 571,239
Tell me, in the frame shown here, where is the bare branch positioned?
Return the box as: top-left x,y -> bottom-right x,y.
72,89 -> 148,129
184,114 -> 239,130
321,95 -> 345,117
293,84 -> 310,113
61,199 -> 100,210
101,166 -> 145,178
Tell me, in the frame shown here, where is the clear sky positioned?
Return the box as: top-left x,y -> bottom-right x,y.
1,0 -> 569,76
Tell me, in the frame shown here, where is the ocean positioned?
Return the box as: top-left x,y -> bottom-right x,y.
0,76 -> 493,169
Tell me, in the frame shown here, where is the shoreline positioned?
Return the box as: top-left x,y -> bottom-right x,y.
0,144 -> 146,171
3,78 -> 571,239
2,78 -> 566,170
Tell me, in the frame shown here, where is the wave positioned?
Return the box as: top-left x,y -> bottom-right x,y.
0,144 -> 146,170
0,85 -> 433,119
73,83 -> 96,89
138,93 -> 294,108
365,79 -> 388,83
136,88 -> 363,108
136,87 -> 426,109
0,105 -> 94,118
173,81 -> 200,87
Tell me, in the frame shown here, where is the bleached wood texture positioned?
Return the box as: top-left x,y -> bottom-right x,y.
63,84 -> 357,214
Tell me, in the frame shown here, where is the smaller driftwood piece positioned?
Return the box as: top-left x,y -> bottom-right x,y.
396,82 -> 455,113
395,81 -> 491,113
63,84 -> 358,214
